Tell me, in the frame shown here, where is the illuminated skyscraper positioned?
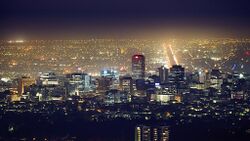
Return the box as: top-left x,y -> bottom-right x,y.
168,65 -> 187,96
168,65 -> 185,83
18,77 -> 36,95
135,125 -> 151,141
158,66 -> 168,84
120,76 -> 133,95
66,73 -> 91,95
132,54 -> 145,80
135,125 -> 169,141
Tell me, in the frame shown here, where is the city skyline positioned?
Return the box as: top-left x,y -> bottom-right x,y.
1,0 -> 250,141
0,51 -> 249,140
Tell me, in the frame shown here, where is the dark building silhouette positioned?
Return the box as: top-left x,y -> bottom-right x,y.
158,66 -> 168,84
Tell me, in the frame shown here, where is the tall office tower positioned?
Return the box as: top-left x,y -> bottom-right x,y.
120,76 -> 133,95
66,73 -> 91,95
168,65 -> 185,83
135,125 -> 151,141
18,77 -> 36,95
168,65 -> 186,97
135,125 -> 169,141
158,66 -> 168,83
132,54 -> 145,80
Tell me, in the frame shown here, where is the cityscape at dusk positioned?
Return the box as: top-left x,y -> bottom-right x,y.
1,0 -> 250,141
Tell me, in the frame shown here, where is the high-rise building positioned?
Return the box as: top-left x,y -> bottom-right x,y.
18,77 -> 36,95
168,65 -> 187,95
66,73 -> 91,95
132,54 -> 145,80
168,65 -> 185,83
135,125 -> 169,141
158,66 -> 168,84
135,125 -> 151,141
120,76 -> 133,95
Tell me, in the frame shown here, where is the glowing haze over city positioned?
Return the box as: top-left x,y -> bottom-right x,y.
0,0 -> 250,141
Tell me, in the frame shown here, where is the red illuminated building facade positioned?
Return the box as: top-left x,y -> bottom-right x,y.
132,54 -> 145,80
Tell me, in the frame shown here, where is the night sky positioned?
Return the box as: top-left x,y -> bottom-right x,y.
1,0 -> 250,39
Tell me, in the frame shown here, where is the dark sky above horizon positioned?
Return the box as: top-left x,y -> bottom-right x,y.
1,0 -> 250,39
